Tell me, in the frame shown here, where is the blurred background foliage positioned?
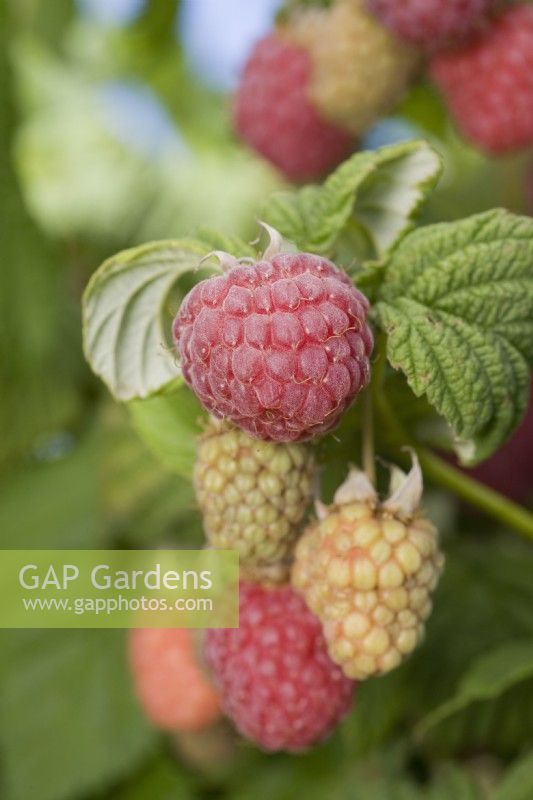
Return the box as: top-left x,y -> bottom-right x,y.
0,1 -> 531,799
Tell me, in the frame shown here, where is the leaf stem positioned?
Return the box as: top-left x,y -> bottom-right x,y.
374,380 -> 533,541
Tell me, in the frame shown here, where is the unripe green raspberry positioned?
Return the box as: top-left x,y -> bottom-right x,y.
286,0 -> 420,135
195,421 -> 315,574
292,458 -> 444,680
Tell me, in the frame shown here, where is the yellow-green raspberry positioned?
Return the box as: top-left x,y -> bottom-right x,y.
286,0 -> 420,136
195,422 -> 315,573
292,457 -> 444,680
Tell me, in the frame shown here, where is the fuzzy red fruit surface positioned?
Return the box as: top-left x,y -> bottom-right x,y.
173,253 -> 373,442
430,5 -> 533,154
368,0 -> 493,51
234,34 -> 353,181
129,628 -> 220,732
204,582 -> 355,752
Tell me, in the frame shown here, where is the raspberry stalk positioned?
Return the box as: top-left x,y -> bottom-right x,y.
374,382 -> 533,541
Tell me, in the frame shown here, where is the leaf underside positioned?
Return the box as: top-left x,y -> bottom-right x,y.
82,232 -> 253,402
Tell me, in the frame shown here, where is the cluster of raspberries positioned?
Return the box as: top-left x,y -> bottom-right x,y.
126,0 -> 531,759
129,227 -> 445,753
234,0 -> 533,179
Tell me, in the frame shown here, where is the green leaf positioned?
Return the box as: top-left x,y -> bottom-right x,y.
340,669 -> 410,756
426,764 -> 484,800
330,536 -> 533,762
193,228 -> 256,259
0,630 -> 155,800
100,403 -> 202,546
495,751 -> 533,800
0,11 -> 80,463
110,754 -> 195,800
128,383 -> 205,479
231,743 -> 483,800
388,536 -> 533,756
425,679 -> 533,758
262,141 -> 442,259
82,239 -> 211,401
417,640 -> 533,739
375,210 -> 533,463
0,425 -> 103,549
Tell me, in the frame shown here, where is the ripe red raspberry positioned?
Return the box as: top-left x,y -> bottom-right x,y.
129,628 -> 220,732
367,0 -> 493,51
173,239 -> 373,443
234,33 -> 354,182
430,5 -> 533,154
204,581 -> 355,752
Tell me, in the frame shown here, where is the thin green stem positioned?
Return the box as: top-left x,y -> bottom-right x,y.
417,448 -> 533,541
362,389 -> 376,484
371,331 -> 388,393
375,385 -> 533,541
